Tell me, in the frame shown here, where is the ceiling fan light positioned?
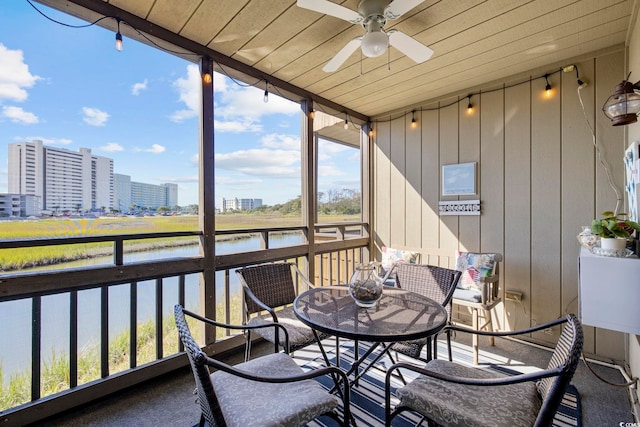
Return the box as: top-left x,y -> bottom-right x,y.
361,30 -> 388,57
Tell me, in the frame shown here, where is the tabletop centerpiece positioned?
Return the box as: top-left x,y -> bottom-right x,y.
349,262 -> 384,308
590,210 -> 640,252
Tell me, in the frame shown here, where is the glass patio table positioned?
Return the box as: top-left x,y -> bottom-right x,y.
293,285 -> 447,386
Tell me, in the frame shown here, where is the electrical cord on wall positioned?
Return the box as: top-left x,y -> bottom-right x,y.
577,85 -> 624,215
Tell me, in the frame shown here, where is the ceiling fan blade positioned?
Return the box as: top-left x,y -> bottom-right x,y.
388,30 -> 433,63
297,0 -> 363,24
323,38 -> 362,72
384,0 -> 426,19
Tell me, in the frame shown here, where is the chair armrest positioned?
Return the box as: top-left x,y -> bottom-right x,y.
379,261 -> 398,286
292,264 -> 315,290
241,284 -> 278,320
183,308 -> 290,352
386,360 -> 562,387
443,316 -> 568,337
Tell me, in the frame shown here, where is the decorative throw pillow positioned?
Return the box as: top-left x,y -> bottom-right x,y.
455,252 -> 497,292
380,246 -> 419,279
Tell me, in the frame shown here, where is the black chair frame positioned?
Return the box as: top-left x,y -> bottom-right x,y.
385,314 -> 583,427
175,305 -> 351,427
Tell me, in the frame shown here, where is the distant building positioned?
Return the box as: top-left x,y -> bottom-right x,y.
8,140 -> 113,214
0,193 -> 40,217
115,173 -> 178,212
221,197 -> 263,212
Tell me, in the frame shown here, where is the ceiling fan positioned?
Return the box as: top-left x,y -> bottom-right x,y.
297,0 -> 434,72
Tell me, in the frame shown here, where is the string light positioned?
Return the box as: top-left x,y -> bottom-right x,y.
467,95 -> 473,114
544,74 -> 552,98
309,107 -> 315,119
115,18 -> 123,52
344,113 -> 349,130
368,123 -> 374,137
410,110 -> 417,128
263,80 -> 269,103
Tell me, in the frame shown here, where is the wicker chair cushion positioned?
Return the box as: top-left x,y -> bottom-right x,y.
455,252 -> 497,292
380,246 -> 419,279
452,288 -> 482,303
396,359 -> 541,427
211,352 -> 339,427
247,306 -> 326,351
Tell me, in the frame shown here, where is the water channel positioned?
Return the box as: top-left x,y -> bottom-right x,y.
0,234 -> 303,380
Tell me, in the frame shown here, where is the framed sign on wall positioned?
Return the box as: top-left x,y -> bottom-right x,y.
442,162 -> 477,196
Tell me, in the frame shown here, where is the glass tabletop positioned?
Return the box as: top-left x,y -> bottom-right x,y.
293,285 -> 447,342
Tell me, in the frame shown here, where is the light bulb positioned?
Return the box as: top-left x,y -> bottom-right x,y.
344,119 -> 349,130
263,88 -> 269,103
361,30 -> 389,58
203,72 -> 212,84
309,109 -> 314,119
545,83 -> 552,98
115,32 -> 123,52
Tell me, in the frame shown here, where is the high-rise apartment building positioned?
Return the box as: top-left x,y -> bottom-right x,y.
114,173 -> 178,212
8,140 -> 114,214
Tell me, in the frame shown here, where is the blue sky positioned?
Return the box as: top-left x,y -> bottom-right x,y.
0,1 -> 360,207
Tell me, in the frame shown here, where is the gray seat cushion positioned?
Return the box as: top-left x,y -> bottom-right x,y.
452,288 -> 482,303
211,352 -> 338,427
247,305 -> 328,351
396,359 -> 542,427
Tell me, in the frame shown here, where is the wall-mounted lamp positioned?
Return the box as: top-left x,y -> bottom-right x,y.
344,113 -> 349,130
115,18 -> 123,52
410,110 -> 417,128
544,74 -> 552,97
602,79 -> 640,126
263,80 -> 269,103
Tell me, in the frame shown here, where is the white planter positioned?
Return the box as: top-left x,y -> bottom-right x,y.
599,237 -> 627,250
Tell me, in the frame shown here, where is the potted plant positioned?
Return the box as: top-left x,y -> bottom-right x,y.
590,211 -> 640,250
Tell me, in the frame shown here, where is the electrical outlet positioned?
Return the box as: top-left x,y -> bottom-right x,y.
505,290 -> 523,301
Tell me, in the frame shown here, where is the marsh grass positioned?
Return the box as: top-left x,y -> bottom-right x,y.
0,295 -> 244,412
0,214 -> 358,271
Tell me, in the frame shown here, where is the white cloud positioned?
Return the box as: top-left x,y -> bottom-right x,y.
215,148 -> 300,177
170,64 -> 200,123
99,142 -> 124,152
134,144 -> 166,154
0,44 -> 40,102
260,134 -> 299,150
170,67 -> 299,129
131,79 -> 148,95
214,119 -> 262,133
216,84 -> 299,122
170,109 -> 198,122
2,106 -> 38,124
82,107 -> 109,126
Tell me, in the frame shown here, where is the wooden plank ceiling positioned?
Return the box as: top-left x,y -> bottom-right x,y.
42,0 -> 633,119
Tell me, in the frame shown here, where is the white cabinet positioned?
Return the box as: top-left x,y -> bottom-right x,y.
579,247 -> 640,335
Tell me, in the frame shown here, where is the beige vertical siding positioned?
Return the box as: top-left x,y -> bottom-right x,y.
372,49 -> 626,359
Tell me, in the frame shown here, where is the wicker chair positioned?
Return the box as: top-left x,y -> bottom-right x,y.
385,314 -> 584,427
236,262 -> 330,359
388,263 -> 461,362
174,304 -> 351,427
